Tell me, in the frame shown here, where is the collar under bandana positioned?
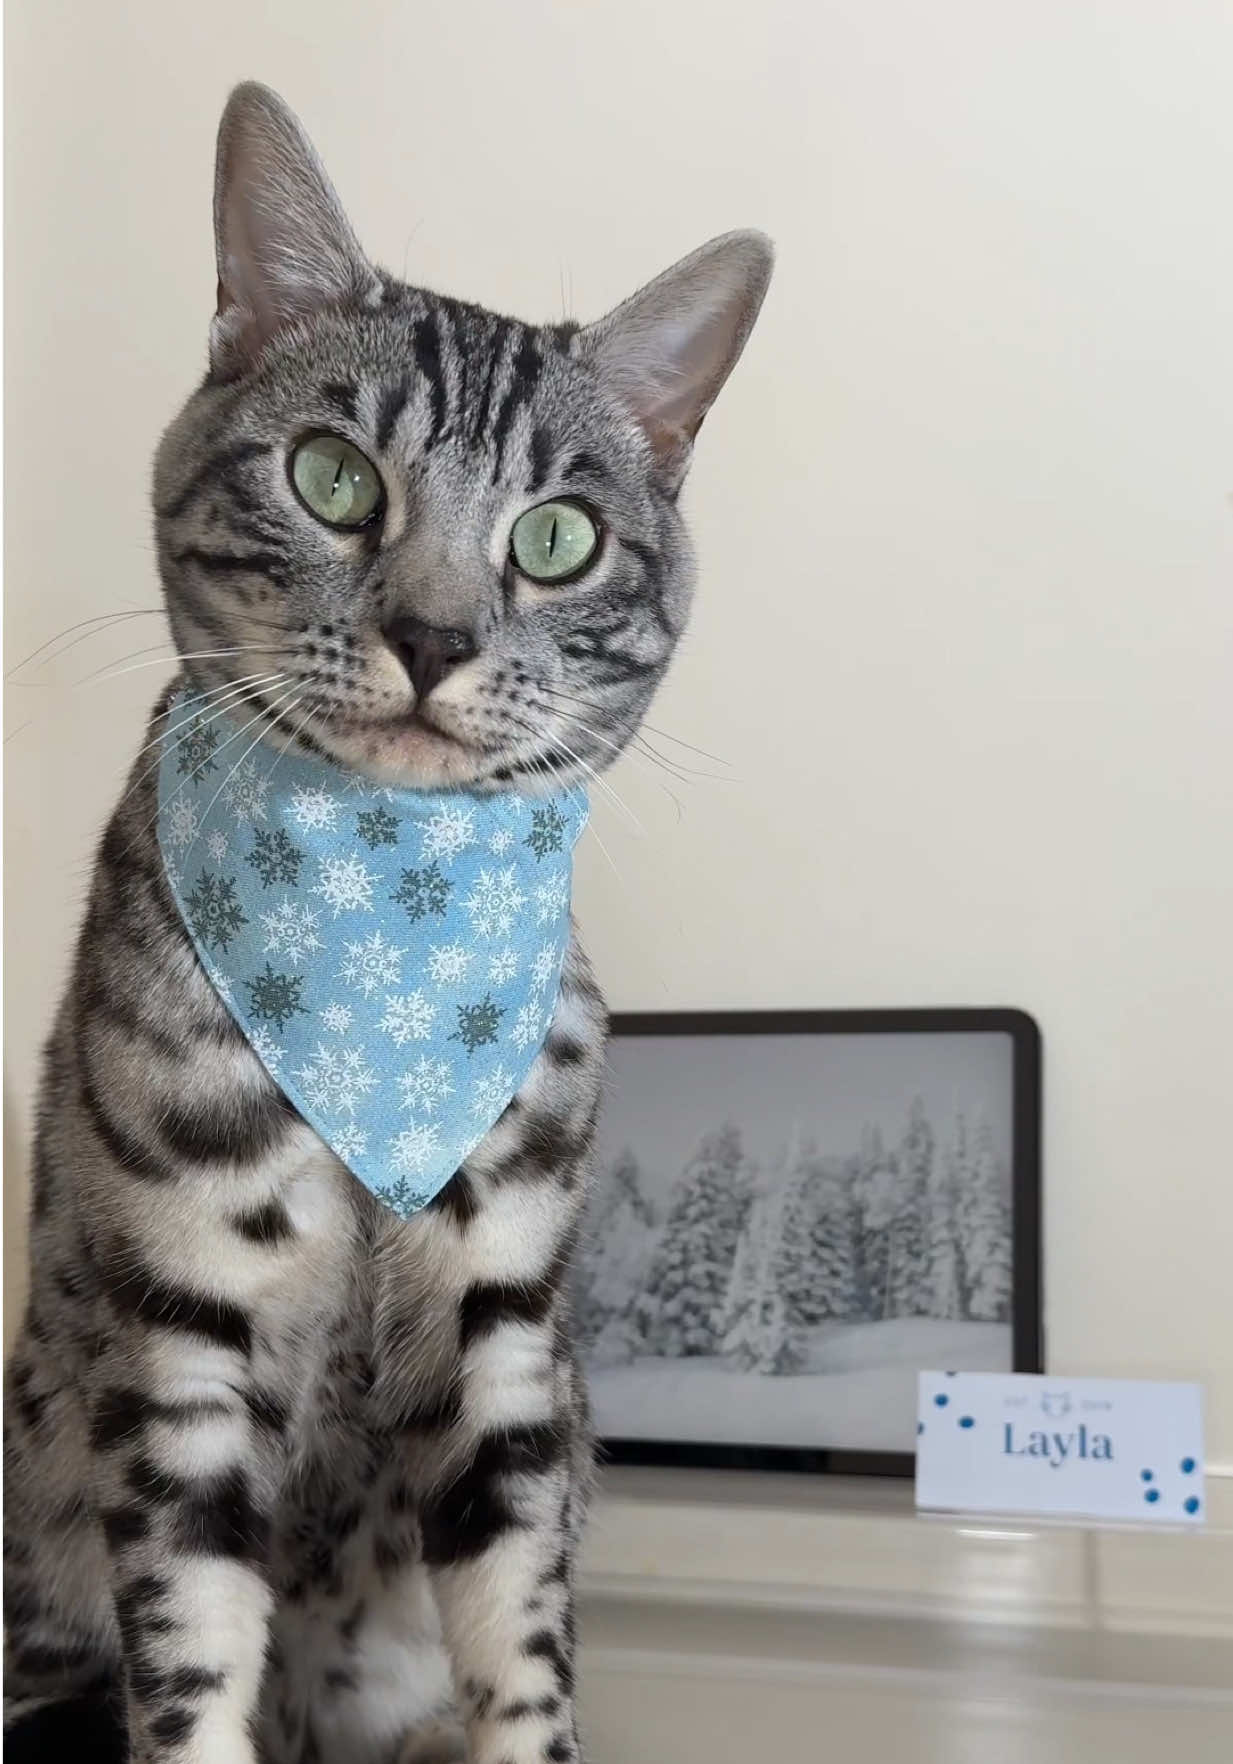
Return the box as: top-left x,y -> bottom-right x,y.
156,691 -> 588,1217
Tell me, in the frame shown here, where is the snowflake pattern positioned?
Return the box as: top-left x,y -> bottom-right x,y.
248,1024 -> 285,1073
332,1123 -> 370,1163
417,804 -> 477,864
246,827 -> 303,889
461,867 -> 526,940
531,943 -> 558,994
427,942 -> 473,986
156,690 -> 587,1218
470,1063 -> 516,1119
175,717 -> 220,783
258,898 -> 324,966
450,994 -> 504,1055
244,963 -> 308,1032
488,948 -> 519,986
511,998 -> 548,1052
223,759 -> 270,826
533,873 -> 569,926
185,871 -> 247,953
397,1055 -> 454,1115
314,852 -> 380,917
388,1120 -> 443,1178
339,930 -> 404,997
356,806 -> 401,848
293,1043 -> 378,1117
290,784 -> 341,832
165,795 -> 199,852
378,991 -> 436,1047
525,803 -> 567,858
390,863 -> 451,924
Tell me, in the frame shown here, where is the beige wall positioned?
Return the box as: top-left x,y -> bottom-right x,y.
6,3 -> 1232,1460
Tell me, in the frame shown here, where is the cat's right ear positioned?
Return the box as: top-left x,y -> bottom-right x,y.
210,82 -> 380,381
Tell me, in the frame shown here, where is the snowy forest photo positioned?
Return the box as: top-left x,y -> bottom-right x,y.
577,1029 -> 1018,1454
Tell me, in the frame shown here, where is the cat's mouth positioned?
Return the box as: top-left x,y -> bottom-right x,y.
302,703 -> 516,791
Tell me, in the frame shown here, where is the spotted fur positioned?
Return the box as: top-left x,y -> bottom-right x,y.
4,83 -> 771,1764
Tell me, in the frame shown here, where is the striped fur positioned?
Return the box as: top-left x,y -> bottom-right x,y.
5,83 -> 770,1764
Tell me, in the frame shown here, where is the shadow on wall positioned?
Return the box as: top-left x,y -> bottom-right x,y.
4,1072 -> 31,1350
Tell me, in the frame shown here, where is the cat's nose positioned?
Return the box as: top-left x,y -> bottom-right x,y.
382,616 -> 477,701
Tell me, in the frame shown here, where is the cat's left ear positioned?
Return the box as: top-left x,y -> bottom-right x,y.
573,230 -> 774,488
210,82 -> 381,380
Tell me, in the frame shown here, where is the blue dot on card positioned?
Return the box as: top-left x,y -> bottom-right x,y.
1181,1457 -> 1196,1474
934,1394 -> 949,1407
959,1416 -> 975,1429
1141,1469 -> 1154,1483
917,1422 -> 924,1434
945,1370 -> 957,1377
1184,1496 -> 1200,1515
1145,1488 -> 1160,1505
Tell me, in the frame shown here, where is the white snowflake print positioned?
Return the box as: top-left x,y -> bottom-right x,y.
532,871 -> 569,926
510,1000 -> 544,1052
343,773 -> 397,802
417,803 -> 477,864
166,795 -> 199,852
320,1002 -> 354,1035
248,1024 -> 284,1072
208,968 -> 234,1007
471,1063 -> 516,1119
397,1055 -> 454,1115
488,948 -> 519,986
258,898 -> 324,966
530,942 -> 558,995
314,851 -> 380,917
488,826 -> 515,856
426,942 -> 474,986
222,758 -> 270,826
165,861 -> 183,893
293,1043 -> 378,1117
389,1120 -> 442,1178
206,829 -> 229,864
332,1123 -> 370,1162
462,867 -> 526,939
339,929 -> 404,997
290,783 -> 341,832
379,991 -> 436,1047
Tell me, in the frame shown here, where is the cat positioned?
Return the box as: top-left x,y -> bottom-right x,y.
3,82 -> 771,1764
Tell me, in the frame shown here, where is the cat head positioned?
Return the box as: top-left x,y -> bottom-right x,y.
153,82 -> 772,792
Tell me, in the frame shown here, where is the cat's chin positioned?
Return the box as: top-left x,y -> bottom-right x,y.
302,713 -> 529,795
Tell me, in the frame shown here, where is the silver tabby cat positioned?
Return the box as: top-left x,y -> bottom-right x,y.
3,83 -> 771,1764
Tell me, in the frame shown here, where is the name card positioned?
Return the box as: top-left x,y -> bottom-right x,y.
915,1371 -> 1204,1524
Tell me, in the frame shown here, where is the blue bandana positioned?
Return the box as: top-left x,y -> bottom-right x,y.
155,692 -> 587,1217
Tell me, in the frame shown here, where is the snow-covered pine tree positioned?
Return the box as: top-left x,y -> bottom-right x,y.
574,1146 -> 659,1354
959,1116 -> 1012,1321
888,1096 -> 934,1317
853,1125 -> 900,1320
635,1122 -> 752,1358
720,1164 -> 784,1370
926,1111 -> 967,1319
771,1138 -> 860,1344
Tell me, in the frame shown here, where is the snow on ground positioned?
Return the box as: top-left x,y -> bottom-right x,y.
587,1319 -> 1010,1453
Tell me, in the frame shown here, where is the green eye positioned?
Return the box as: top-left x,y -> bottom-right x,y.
291,434 -> 383,527
510,500 -> 599,584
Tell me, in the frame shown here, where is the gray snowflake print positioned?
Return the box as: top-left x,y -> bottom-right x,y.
524,803 -> 566,858
390,862 -> 451,924
185,870 -> 247,953
450,993 -> 504,1055
245,827 -> 303,889
175,717 -> 221,783
244,962 -> 308,1033
356,805 -> 401,848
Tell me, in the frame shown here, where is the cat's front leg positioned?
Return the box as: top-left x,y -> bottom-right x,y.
420,1359 -> 591,1764
91,1343 -> 284,1763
